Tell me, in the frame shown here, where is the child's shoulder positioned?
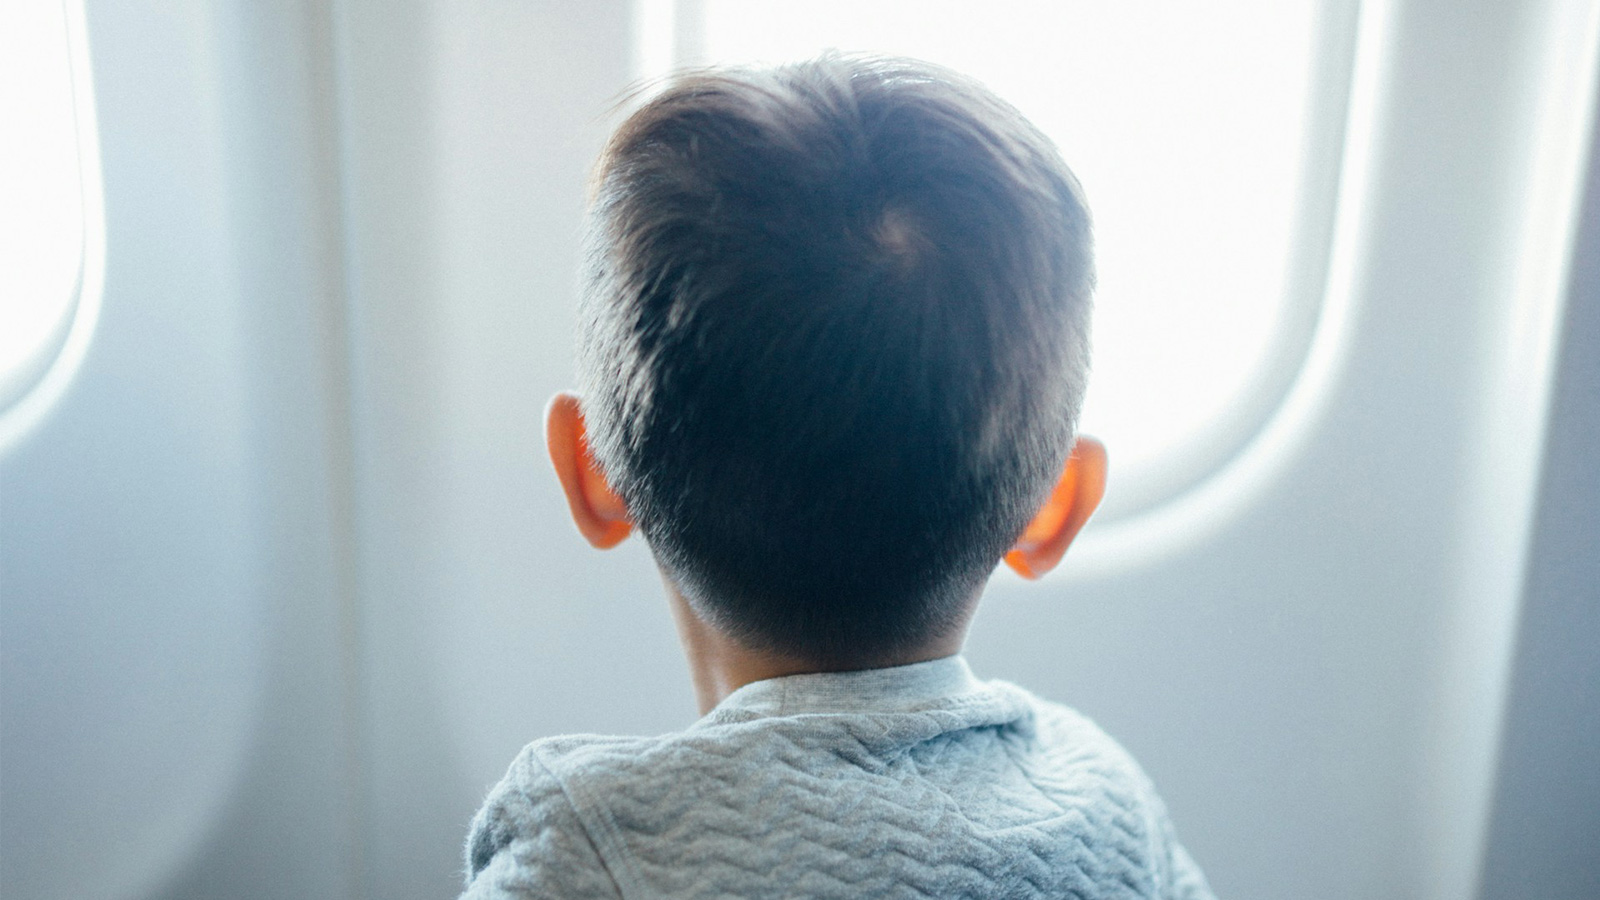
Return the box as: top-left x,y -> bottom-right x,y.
464,678 -> 1214,899
1000,681 -> 1156,770
981,679 -> 1169,804
462,736 -> 643,897
498,681 -> 1150,800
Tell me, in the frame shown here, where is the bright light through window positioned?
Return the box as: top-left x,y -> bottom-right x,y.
0,0 -> 100,446
643,0 -> 1329,515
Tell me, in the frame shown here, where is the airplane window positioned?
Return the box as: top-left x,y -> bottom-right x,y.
0,0 -> 101,449
638,0 -> 1353,530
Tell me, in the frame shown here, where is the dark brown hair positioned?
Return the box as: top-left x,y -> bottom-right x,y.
578,55 -> 1094,666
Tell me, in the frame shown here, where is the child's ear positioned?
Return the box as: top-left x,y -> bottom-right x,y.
546,392 -> 634,549
1004,436 -> 1108,579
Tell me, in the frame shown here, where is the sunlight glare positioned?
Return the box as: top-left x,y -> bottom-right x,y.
694,0 -> 1320,483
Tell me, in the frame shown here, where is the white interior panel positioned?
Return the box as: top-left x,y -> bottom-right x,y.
2,3 -> 357,899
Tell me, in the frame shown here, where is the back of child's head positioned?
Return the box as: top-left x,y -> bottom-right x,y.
578,54 -> 1094,668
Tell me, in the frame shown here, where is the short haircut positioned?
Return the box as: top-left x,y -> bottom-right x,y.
578,55 -> 1094,667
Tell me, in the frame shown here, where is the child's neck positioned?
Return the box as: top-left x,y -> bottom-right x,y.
662,580 -> 970,715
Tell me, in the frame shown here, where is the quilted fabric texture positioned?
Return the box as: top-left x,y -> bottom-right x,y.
462,656 -> 1213,899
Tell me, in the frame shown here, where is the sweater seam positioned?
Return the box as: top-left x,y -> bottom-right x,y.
528,745 -> 641,899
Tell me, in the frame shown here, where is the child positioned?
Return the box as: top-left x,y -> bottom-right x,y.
462,54 -> 1214,899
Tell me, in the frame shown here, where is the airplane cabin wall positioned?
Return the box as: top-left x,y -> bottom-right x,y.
1,2 -> 1595,900
1477,91 -> 1600,900
2,3 -> 357,899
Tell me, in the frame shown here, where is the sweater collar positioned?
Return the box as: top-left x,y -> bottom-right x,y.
702,654 -> 987,720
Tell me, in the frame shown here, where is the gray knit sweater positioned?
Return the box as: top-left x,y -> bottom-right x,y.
462,655 -> 1214,899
